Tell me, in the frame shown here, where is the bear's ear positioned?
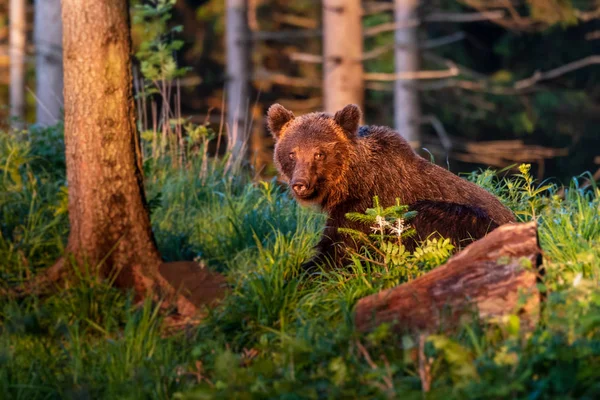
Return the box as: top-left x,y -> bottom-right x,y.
334,104 -> 361,137
267,104 -> 295,140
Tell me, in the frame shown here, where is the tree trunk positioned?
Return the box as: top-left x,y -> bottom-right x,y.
355,222 -> 542,333
250,103 -> 271,178
226,0 -> 250,160
34,0 -> 64,126
394,0 -> 421,147
9,0 -> 26,124
322,0 -> 364,116
60,0 -> 195,316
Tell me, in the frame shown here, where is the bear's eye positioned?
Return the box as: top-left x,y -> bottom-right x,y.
314,152 -> 325,161
289,152 -> 296,160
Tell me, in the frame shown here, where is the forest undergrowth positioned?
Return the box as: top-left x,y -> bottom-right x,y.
1,122 -> 600,400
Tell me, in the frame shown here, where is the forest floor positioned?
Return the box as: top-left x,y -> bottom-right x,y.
2,126 -> 600,399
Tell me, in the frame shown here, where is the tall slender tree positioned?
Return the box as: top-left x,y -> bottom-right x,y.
34,0 -> 64,126
226,0 -> 250,159
57,0 -> 195,315
9,0 -> 26,124
394,0 -> 420,147
322,0 -> 364,115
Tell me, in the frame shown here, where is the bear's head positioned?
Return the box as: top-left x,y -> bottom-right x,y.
266,103 -> 361,209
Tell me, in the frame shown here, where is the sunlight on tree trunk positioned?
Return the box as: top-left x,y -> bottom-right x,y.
250,103 -> 271,178
9,0 -> 26,125
34,0 -> 64,126
226,0 -> 250,160
323,0 -> 364,116
60,0 -> 197,316
394,0 -> 421,148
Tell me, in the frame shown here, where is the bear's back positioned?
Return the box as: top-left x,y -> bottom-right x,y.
357,125 -> 371,138
356,124 -> 417,161
353,124 -> 515,226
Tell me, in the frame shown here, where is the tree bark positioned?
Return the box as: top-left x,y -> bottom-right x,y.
9,0 -> 26,124
60,0 -> 195,316
394,0 -> 421,147
34,0 -> 64,126
355,222 -> 542,333
250,103 -> 271,178
322,0 -> 364,116
226,0 -> 250,160
2,0 -> 229,322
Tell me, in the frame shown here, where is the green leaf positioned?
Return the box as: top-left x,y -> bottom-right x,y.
429,335 -> 479,387
329,357 -> 348,386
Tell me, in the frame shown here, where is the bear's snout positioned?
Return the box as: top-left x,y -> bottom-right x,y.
291,178 -> 312,197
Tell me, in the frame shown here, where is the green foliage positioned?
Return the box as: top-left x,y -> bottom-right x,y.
343,196 -> 417,240
132,0 -> 189,85
464,163 -> 554,221
527,0 -> 578,26
2,128 -> 600,399
466,164 -> 600,287
196,0 -> 226,35
0,129 -> 68,285
131,0 -> 223,170
338,196 -> 455,285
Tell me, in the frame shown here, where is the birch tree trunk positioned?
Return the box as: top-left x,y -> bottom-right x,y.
394,0 -> 421,147
226,0 -> 250,160
34,0 -> 64,126
323,0 -> 364,116
9,0 -> 26,124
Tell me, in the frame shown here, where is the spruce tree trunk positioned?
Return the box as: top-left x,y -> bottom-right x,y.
226,0 -> 250,159
61,0 -> 164,289
250,104 -> 271,177
394,0 -> 421,147
322,0 -> 364,115
5,0 -> 227,319
34,0 -> 64,126
9,0 -> 26,123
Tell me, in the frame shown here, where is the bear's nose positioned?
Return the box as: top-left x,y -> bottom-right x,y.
291,179 -> 309,195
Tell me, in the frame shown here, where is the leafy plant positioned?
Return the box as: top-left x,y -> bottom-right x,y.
464,163 -> 554,222
132,0 -> 189,86
338,196 -> 455,285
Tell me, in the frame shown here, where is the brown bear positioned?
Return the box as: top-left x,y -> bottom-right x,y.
266,103 -> 516,269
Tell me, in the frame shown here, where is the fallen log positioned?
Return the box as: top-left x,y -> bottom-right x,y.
355,221 -> 542,333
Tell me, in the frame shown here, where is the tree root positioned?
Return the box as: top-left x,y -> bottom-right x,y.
3,257 -> 68,299
5,258 -> 200,321
131,264 -> 198,317
3,258 -> 228,335
132,262 -> 230,335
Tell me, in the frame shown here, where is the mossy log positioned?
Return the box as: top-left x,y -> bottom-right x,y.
355,221 -> 542,333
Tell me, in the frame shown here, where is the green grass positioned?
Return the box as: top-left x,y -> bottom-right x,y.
2,127 -> 600,399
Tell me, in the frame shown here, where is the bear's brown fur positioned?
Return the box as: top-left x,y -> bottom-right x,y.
267,103 -> 516,269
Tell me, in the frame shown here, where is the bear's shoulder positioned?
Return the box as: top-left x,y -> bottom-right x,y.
357,125 -> 372,138
357,125 -> 410,146
355,125 -> 419,162
357,124 -> 400,139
